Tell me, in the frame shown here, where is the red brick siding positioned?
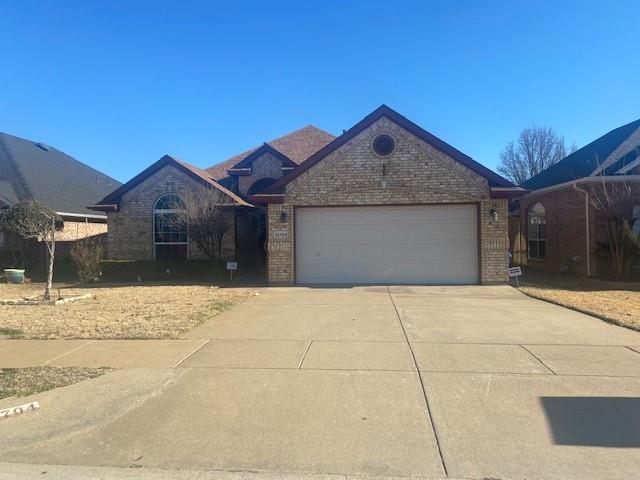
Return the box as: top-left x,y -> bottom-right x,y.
511,183 -> 640,276
512,188 -> 591,274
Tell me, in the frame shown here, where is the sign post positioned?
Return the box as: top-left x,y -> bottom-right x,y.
508,266 -> 522,287
226,261 -> 238,281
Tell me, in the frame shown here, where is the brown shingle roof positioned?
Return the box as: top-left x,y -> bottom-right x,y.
207,125 -> 335,180
171,157 -> 252,207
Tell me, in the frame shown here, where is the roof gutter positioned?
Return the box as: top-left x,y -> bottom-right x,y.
57,211 -> 108,220
522,175 -> 640,200
490,186 -> 528,198
87,204 -> 118,212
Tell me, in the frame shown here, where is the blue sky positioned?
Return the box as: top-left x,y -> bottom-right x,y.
2,0 -> 639,183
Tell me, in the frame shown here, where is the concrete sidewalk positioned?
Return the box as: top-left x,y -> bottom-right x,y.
0,462 -> 458,480
0,339 -> 209,369
1,285 -> 640,480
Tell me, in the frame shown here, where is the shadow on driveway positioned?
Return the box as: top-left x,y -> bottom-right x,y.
541,396 -> 640,447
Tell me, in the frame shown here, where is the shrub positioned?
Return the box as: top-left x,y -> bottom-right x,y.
70,237 -> 105,282
99,259 -> 225,283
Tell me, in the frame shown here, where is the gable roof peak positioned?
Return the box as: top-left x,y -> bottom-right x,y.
230,142 -> 297,171
90,154 -> 251,211
207,124 -> 335,180
260,105 -> 514,195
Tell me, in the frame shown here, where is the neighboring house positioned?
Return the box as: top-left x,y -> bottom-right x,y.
93,105 -> 522,285
509,118 -> 640,276
0,132 -> 121,271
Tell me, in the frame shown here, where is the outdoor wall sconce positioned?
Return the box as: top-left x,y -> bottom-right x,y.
280,210 -> 288,223
489,207 -> 498,222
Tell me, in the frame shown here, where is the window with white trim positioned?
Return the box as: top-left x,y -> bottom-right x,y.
153,194 -> 187,260
527,202 -> 546,260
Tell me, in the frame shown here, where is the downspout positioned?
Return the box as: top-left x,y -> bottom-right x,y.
572,183 -> 591,277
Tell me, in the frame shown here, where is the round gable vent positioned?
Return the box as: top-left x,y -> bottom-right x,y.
373,134 -> 395,156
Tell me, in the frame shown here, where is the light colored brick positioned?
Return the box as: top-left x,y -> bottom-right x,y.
238,152 -> 284,195
56,221 -> 107,241
107,164 -> 235,261
268,117 -> 509,284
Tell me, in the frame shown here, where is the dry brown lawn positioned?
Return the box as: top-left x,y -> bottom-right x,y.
519,271 -> 640,331
0,283 -> 254,339
0,366 -> 110,399
0,282 -> 50,301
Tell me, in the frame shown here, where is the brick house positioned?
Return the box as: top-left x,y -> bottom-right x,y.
509,118 -> 640,277
90,127 -> 334,268
90,156 -> 253,262
93,105 -> 522,284
0,132 -> 120,274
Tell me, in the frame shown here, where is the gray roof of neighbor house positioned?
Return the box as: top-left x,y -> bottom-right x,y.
206,125 -> 336,181
521,118 -> 640,190
0,131 -> 121,216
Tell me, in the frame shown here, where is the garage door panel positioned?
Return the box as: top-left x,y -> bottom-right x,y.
297,208 -> 474,226
299,243 -> 475,264
298,223 -> 475,245
296,261 -> 475,285
295,205 -> 478,285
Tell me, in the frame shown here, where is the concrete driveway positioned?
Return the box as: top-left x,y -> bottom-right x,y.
2,285 -> 640,479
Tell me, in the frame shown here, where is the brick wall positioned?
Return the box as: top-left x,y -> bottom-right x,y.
510,182 -> 616,275
56,220 -> 107,241
107,164 -> 235,261
267,203 -> 295,283
512,183 -> 640,276
513,188 -> 591,274
480,199 -> 510,283
238,152 -> 284,195
268,117 -> 509,284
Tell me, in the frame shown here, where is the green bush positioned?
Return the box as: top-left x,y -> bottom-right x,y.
100,260 -> 226,283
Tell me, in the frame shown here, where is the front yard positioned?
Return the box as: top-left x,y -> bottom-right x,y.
519,270 -> 640,331
0,367 -> 110,400
0,282 -> 254,339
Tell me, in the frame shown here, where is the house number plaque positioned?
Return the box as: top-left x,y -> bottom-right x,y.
272,230 -> 289,240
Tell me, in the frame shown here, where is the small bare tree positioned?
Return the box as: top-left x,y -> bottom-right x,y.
499,126 -> 573,185
176,188 -> 234,263
588,179 -> 640,279
0,201 -> 63,300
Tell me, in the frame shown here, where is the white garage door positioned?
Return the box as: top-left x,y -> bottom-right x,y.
295,205 -> 478,285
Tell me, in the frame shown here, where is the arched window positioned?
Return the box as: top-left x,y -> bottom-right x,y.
527,202 -> 546,260
154,194 -> 187,259
247,177 -> 277,196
